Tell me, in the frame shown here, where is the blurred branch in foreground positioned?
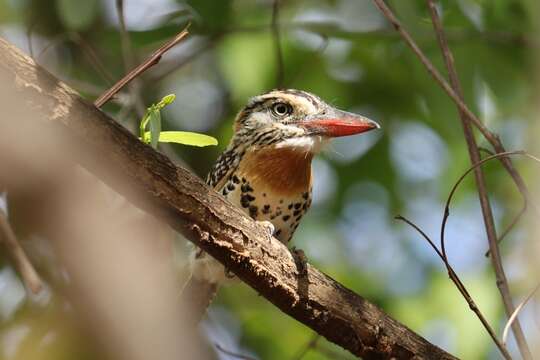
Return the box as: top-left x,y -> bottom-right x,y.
0,36 -> 456,359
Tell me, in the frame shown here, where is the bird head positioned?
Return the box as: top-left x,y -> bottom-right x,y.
233,89 -> 380,153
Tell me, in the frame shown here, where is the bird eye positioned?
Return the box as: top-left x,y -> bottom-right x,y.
272,103 -> 291,117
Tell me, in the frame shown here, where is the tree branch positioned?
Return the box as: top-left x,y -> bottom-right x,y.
396,215 -> 511,360
424,2 -> 532,358
371,0 -> 534,215
93,25 -> 189,108
0,36 -> 456,360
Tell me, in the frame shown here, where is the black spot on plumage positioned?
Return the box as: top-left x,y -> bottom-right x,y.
227,183 -> 235,191
293,210 -> 302,217
295,215 -> 302,222
279,199 -> 284,204
242,177 -> 247,183
282,215 -> 290,222
263,193 -> 267,197
302,203 -> 308,210
232,175 -> 240,184
222,188 -> 228,196
275,229 -> 282,237
249,205 -> 258,218
302,192 -> 309,200
294,203 -> 301,209
262,205 -> 271,214
288,204 -> 293,210
241,183 -> 253,193
240,195 -> 251,208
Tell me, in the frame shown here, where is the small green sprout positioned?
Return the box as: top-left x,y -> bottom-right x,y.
139,94 -> 218,149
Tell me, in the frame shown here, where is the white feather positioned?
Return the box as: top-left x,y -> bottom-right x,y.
275,135 -> 328,153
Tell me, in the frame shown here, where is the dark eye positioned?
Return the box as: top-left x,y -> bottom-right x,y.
272,103 -> 291,117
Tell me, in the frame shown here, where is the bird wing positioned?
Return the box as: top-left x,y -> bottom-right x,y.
206,148 -> 238,191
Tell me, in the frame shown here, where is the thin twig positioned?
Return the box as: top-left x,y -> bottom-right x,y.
214,343 -> 256,360
440,151 -> 540,257
424,2 -> 532,358
94,25 -> 190,108
271,0 -> 285,88
441,151 -> 540,357
0,200 -> 43,294
371,0 -> 534,215
149,35 -> 220,84
502,283 -> 540,347
485,202 -> 527,257
478,146 -> 495,156
396,215 -> 511,359
400,152 -> 540,359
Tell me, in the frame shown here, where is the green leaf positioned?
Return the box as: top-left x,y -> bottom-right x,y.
148,110 -> 161,149
142,131 -> 218,147
157,94 -> 176,109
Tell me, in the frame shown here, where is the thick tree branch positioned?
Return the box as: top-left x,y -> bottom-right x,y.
0,37 -> 456,360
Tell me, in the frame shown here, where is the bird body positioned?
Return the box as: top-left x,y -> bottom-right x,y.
218,143 -> 314,243
186,89 -> 379,316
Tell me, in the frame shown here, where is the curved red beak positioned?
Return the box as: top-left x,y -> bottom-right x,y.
299,109 -> 380,138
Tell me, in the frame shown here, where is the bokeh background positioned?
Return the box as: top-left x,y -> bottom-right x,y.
0,0 -> 539,359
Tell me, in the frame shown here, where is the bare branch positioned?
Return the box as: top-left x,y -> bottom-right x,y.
503,283 -> 540,347
485,202 -> 527,257
0,197 -> 43,294
440,151 -> 540,357
441,151 -> 540,257
371,0 -> 534,214
396,215 -> 510,359
94,25 -> 190,108
149,36 -> 220,84
423,3 -> 532,357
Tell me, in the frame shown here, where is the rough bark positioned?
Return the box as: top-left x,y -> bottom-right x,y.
0,37 -> 458,360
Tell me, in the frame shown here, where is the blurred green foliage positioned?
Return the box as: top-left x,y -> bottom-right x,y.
0,0 -> 538,359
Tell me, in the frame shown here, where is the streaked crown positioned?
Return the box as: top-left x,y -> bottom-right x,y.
232,89 -> 379,153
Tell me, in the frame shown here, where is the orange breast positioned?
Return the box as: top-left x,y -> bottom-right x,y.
238,146 -> 313,196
